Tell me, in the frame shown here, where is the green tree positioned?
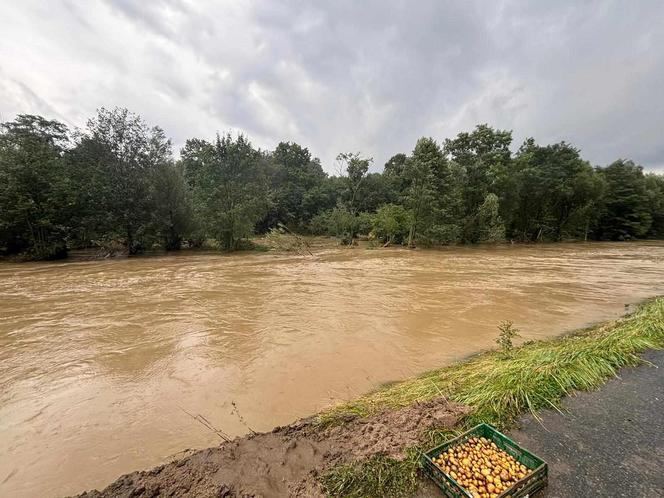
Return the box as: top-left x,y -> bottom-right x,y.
310,206 -> 350,239
444,124 -> 512,217
337,152 -> 371,213
307,205 -> 372,243
371,203 -> 411,244
402,139 -> 436,247
263,142 -> 327,231
383,153 -> 407,177
79,107 -> 172,253
645,173 -> 664,238
356,173 -> 397,213
182,133 -> 268,250
308,209 -> 332,236
150,162 -> 194,250
597,160 -> 652,240
382,153 -> 408,203
0,115 -> 72,259
475,193 -> 506,243
509,140 -> 604,241
403,137 -> 461,247
334,152 -> 372,241
65,135 -> 107,247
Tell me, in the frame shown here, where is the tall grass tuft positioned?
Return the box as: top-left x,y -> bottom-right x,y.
318,297 -> 664,497
321,452 -> 420,498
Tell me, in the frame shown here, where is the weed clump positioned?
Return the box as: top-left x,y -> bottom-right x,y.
320,453 -> 419,498
495,320 -> 521,354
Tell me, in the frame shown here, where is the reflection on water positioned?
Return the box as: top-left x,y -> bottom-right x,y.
1,242 -> 663,497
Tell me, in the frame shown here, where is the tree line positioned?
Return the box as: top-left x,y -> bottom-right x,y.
1,108 -> 663,260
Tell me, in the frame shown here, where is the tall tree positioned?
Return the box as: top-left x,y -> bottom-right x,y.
263,142 -> 327,231
0,115 -> 72,259
355,172 -> 397,213
444,124 -> 512,215
336,152 -> 371,214
183,133 -> 268,250
402,138 -> 440,247
333,152 -> 372,241
509,140 -> 604,241
78,107 -> 172,253
150,162 -> 194,250
645,173 -> 664,238
597,160 -> 652,240
383,153 -> 407,177
382,153 -> 408,203
475,193 -> 506,243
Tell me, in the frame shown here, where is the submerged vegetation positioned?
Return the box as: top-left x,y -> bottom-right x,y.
2,109 -> 664,260
319,297 -> 664,497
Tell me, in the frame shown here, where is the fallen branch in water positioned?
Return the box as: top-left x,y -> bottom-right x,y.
178,406 -> 232,442
265,223 -> 314,256
164,447 -> 196,462
231,401 -> 257,435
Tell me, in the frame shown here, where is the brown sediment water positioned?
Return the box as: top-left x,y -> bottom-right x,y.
1,241 -> 663,497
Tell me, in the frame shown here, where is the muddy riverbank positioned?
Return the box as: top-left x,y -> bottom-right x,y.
76,399 -> 469,497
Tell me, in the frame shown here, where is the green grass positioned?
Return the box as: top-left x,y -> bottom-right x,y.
321,452 -> 421,498
319,297 -> 664,497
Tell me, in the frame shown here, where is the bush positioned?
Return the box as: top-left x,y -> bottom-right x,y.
356,211 -> 374,236
476,193 -> 506,243
308,207 -> 372,242
308,210 -> 332,235
371,204 -> 411,244
422,223 -> 462,245
495,320 -> 520,354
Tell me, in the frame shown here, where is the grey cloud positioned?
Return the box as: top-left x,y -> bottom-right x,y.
1,0 -> 663,172
0,74 -> 72,126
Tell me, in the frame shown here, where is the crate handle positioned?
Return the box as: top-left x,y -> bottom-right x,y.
504,442 -> 522,457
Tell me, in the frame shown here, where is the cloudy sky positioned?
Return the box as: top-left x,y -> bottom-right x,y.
1,0 -> 663,172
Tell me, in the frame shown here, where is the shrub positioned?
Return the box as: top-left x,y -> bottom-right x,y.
371,204 -> 411,244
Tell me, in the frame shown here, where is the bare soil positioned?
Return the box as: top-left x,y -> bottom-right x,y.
75,398 -> 470,498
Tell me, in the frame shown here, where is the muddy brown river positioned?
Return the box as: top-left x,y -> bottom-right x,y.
1,242 -> 664,497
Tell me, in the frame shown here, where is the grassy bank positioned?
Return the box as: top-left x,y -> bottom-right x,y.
318,297 -> 664,497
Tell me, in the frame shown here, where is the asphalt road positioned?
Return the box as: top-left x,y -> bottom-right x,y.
417,350 -> 664,497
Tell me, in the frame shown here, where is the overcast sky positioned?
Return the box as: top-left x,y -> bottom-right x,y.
1,0 -> 663,172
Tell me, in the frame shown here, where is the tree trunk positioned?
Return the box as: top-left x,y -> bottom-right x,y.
407,224 -> 416,248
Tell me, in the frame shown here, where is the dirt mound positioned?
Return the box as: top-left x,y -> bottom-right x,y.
75,398 -> 469,498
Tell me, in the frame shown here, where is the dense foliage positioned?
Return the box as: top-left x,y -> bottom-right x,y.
1,109 -> 663,259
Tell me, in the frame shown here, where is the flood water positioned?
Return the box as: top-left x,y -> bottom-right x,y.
1,242 -> 664,497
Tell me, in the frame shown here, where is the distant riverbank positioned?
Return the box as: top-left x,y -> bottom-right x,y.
4,235 -> 664,264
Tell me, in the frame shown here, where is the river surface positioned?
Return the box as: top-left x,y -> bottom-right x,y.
1,242 -> 664,497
